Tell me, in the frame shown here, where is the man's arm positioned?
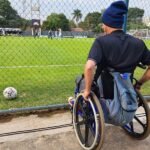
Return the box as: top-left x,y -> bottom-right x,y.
83,60 -> 96,99
136,66 -> 150,90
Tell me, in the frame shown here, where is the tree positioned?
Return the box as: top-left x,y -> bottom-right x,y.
128,7 -> 144,23
0,0 -> 29,29
81,12 -> 101,32
69,20 -> 76,28
127,7 -> 146,30
0,0 -> 19,20
72,9 -> 82,27
42,13 -> 70,31
58,14 -> 70,30
78,21 -> 87,30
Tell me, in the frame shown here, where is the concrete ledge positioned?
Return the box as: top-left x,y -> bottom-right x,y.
0,110 -> 149,150
0,126 -> 149,150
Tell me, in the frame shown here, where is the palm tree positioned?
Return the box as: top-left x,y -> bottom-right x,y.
72,9 -> 82,27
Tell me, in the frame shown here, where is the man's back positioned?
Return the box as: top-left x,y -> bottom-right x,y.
89,30 -> 150,73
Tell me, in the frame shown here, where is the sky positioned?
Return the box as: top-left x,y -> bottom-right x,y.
9,0 -> 150,22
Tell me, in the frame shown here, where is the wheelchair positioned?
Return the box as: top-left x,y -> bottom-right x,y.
73,92 -> 105,150
71,66 -> 150,150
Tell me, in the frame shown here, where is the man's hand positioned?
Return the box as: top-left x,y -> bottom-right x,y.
136,66 -> 150,90
83,90 -> 90,101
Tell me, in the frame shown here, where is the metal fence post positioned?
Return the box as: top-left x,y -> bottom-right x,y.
123,0 -> 129,33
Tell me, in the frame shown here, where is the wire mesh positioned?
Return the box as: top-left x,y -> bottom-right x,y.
127,0 -> 150,95
0,0 -> 150,109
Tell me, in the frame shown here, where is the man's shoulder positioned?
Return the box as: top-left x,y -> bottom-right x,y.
96,33 -> 144,44
95,34 -> 117,44
126,34 -> 146,47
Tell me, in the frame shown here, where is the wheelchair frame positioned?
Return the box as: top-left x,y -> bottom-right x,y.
72,71 -> 150,150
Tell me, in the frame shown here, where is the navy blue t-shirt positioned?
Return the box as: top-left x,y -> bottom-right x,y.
88,30 -> 150,73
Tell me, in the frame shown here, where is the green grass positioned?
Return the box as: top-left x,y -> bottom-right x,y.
0,36 -> 150,109
0,37 -> 93,109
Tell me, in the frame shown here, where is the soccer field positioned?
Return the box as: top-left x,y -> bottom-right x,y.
0,36 -> 150,109
0,36 -> 93,109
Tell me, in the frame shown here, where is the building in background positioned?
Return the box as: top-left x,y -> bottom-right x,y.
30,0 -> 41,36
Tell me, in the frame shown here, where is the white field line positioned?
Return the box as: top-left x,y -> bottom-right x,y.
0,64 -> 84,69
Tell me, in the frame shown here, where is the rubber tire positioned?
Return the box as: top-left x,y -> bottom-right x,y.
73,92 -> 105,150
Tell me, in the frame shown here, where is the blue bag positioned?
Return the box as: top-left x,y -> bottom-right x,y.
98,72 -> 138,126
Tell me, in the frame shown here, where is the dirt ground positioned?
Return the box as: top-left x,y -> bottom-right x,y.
0,109 -> 149,150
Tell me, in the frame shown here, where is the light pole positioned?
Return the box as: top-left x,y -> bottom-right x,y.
123,0 -> 129,33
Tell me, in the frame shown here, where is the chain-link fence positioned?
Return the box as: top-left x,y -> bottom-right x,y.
0,0 -> 150,109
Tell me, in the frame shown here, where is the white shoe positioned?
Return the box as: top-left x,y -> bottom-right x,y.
68,97 -> 75,107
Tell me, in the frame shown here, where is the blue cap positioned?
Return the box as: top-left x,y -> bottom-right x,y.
102,1 -> 128,28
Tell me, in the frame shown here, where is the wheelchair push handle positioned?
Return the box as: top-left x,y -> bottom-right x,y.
133,78 -> 142,87
133,63 -> 146,89
137,63 -> 146,69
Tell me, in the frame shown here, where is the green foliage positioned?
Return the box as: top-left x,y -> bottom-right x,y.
69,20 -> 76,28
127,7 -> 147,30
19,18 -> 31,30
0,0 -> 19,20
128,7 -> 144,23
0,0 -> 29,29
42,13 -> 70,31
58,14 -> 70,30
72,9 -> 82,26
93,24 -> 103,33
79,12 -> 101,33
78,21 -> 87,30
127,22 -> 148,30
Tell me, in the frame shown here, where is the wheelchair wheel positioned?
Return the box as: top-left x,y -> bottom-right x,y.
73,92 -> 105,150
123,91 -> 150,140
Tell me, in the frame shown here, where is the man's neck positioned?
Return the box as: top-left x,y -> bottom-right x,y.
106,28 -> 122,34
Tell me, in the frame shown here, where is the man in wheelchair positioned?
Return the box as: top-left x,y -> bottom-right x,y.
69,1 -> 150,126
84,0 -> 150,126
70,2 -> 150,149
84,1 -> 150,126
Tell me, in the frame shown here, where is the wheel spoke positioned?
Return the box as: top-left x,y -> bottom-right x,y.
88,123 -> 95,137
77,120 -> 85,126
85,123 -> 89,147
136,113 -> 146,118
88,115 -> 95,122
134,116 -> 146,128
130,122 -> 134,132
78,101 -> 86,117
